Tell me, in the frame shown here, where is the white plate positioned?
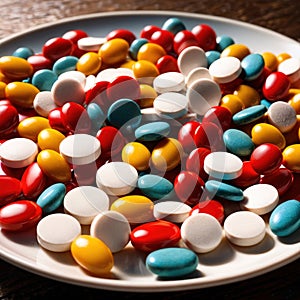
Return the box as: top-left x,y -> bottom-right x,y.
0,10 -> 299,293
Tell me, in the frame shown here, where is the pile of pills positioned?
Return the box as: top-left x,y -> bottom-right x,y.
0,16 -> 300,279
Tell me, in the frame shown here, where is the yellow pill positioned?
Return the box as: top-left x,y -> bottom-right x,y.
18,116 -> 50,142
288,93 -> 300,114
71,235 -> 114,275
76,52 -> 102,76
220,94 -> 245,115
0,56 -> 33,80
5,81 -> 39,108
284,117 -> 300,146
122,142 -> 151,171
262,52 -> 278,72
37,128 -> 66,152
120,60 -> 136,69
98,38 -> 129,66
233,84 -> 260,108
277,52 -> 292,64
110,195 -> 154,224
132,60 -> 159,85
137,84 -> 158,108
251,123 -> 286,150
151,137 -> 183,172
37,149 -> 71,182
137,43 -> 166,64
220,44 -> 250,60
0,81 -> 6,99
282,144 -> 300,172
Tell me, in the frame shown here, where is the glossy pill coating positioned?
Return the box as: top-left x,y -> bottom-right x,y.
230,161 -> 260,188
42,37 -> 73,61
0,176 -> 22,206
220,94 -> 245,115
153,72 -> 185,93
71,235 -> 114,275
269,200 -> 300,237
37,128 -> 65,152
282,144 -> 300,172
177,120 -> 201,153
33,91 -> 58,117
37,213 -> 81,252
224,211 -> 266,246
181,213 -> 223,253
232,104 -> 267,126
0,104 -> 19,136
135,121 -> 170,141
221,43 -> 250,60
137,42 -> 166,64
0,200 -> 42,231
190,200 -> 224,224
129,38 -> 148,60
205,180 -> 244,201
233,84 -> 260,108
130,220 -> 180,252
162,17 -> 186,34
132,60 -> 159,85
216,35 -> 235,52
31,69 -> 57,91
36,183 -> 66,214
191,23 -> 217,51
241,53 -> 265,81
52,55 -> 78,76
86,103 -> 105,132
12,47 -> 34,59
76,52 -> 102,76
146,247 -> 198,278
0,56 -> 33,80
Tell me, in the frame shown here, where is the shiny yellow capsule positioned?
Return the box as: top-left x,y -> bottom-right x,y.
37,128 -> 66,152
120,60 -> 136,69
251,123 -> 286,150
220,94 -> 245,115
98,38 -> 129,66
277,52 -> 292,64
262,52 -> 278,72
5,82 -> 40,108
122,142 -> 151,171
71,235 -> 114,275
37,149 -> 71,182
233,84 -> 260,108
137,43 -> 166,64
151,137 -> 183,172
137,84 -> 158,108
0,81 -> 6,99
220,44 -> 250,60
288,92 -> 300,114
132,60 -> 159,85
76,52 -> 102,76
0,56 -> 33,80
282,144 -> 300,172
110,195 -> 154,224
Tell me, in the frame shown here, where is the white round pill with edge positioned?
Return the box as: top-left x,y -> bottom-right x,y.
96,68 -> 134,83
181,213 -> 223,253
204,151 -> 243,180
96,161 -> 138,196
37,213 -> 81,252
186,78 -> 222,116
185,67 -> 212,88
59,134 -> 101,165
153,201 -> 191,223
77,36 -> 106,51
241,183 -> 279,215
224,211 -> 266,246
0,138 -> 38,168
33,91 -> 58,117
153,72 -> 185,93
90,210 -> 131,253
57,71 -> 86,87
64,186 -> 110,225
277,57 -> 300,84
209,56 -> 242,84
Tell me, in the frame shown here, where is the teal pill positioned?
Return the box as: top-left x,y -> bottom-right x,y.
32,69 -> 58,91
138,174 -> 174,199
162,17 -> 186,35
205,180 -> 244,201
241,53 -> 265,81
86,103 -> 105,132
36,183 -> 66,214
146,247 -> 198,278
206,50 -> 221,66
223,128 -> 255,157
12,47 -> 34,59
216,35 -> 235,52
260,99 -> 272,109
129,38 -> 148,60
53,56 -> 78,76
269,199 -> 300,237
232,104 -> 267,125
135,121 -> 170,141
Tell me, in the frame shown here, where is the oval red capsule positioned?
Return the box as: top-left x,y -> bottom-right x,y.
156,55 -> 179,74
27,54 -> 53,72
177,120 -> 201,153
190,199 -> 224,223
48,107 -> 67,133
106,29 -> 136,45
150,29 -> 174,53
130,220 -> 181,252
0,176 -> 22,207
140,25 -> 161,40
85,81 -> 109,109
173,30 -> 199,54
191,24 -> 217,51
42,37 -> 73,61
230,161 -> 260,188
0,104 -> 19,137
202,106 -> 232,132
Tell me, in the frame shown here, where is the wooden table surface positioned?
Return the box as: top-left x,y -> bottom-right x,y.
0,0 -> 299,299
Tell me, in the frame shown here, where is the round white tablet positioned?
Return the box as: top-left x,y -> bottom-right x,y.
241,183 -> 279,215
153,201 -> 191,223
185,67 -> 212,88
77,36 -> 106,51
96,161 -> 138,196
84,75 -> 96,91
90,210 -> 131,253
153,72 -> 185,93
277,57 -> 300,84
37,213 -> 81,252
33,91 -> 58,117
96,67 -> 134,83
63,186 -> 110,225
57,71 -> 86,87
224,211 -> 266,246
0,138 -> 38,168
209,56 -> 242,84
181,213 -> 223,253
204,151 -> 243,180
186,78 -> 222,116
59,134 -> 101,165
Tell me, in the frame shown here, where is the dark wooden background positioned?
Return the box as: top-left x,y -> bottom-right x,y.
0,0 -> 299,299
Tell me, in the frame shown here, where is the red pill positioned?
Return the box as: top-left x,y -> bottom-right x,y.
190,199 -> 224,223
62,29 -> 88,43
140,25 -> 161,40
48,107 -> 67,133
250,143 -> 283,175
0,200 -> 42,231
173,30 -> 199,54
27,54 -> 53,72
156,55 -> 179,74
130,220 -> 181,252
174,170 -> 205,206
0,163 -> 26,180
177,120 -> 201,153
0,104 -> 19,137
106,29 -> 136,45
202,106 -> 232,132
0,176 -> 22,207
85,81 -> 109,109
42,37 -> 73,61
230,161 -> 260,188
150,29 -> 174,53
191,24 -> 217,51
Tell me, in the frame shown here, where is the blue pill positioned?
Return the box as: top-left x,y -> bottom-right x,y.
206,50 -> 221,66
216,35 -> 235,52
53,56 -> 79,76
129,38 -> 148,60
138,174 -> 174,200
205,180 -> 244,201
232,104 -> 267,125
12,47 -> 34,59
269,199 -> 300,237
146,247 -> 198,278
260,98 -> 272,109
36,183 -> 66,214
135,121 -> 170,141
31,69 -> 58,91
86,102 -> 106,132
241,53 -> 265,81
223,128 -> 255,157
162,17 -> 186,35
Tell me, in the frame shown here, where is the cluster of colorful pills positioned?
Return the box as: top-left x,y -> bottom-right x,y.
0,16 -> 300,279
